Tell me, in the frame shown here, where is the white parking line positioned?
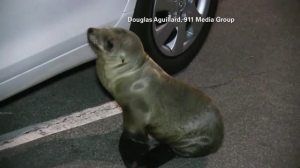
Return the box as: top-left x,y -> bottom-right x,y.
0,101 -> 122,151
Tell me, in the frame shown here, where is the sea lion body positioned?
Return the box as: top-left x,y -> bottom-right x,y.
88,27 -> 224,158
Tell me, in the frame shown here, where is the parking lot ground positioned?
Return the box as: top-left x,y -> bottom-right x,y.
0,62 -> 113,134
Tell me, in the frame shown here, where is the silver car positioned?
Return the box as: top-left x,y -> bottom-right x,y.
0,0 -> 217,101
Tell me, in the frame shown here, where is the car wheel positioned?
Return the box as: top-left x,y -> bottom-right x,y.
130,0 -> 218,74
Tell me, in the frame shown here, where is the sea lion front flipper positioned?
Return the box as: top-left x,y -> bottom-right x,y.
119,130 -> 149,168
119,130 -> 175,168
136,143 -> 176,168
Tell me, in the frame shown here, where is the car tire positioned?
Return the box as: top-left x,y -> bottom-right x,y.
130,0 -> 218,74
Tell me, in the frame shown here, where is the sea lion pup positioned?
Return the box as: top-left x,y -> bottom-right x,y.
87,27 -> 224,168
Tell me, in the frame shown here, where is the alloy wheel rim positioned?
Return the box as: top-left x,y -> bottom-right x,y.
152,0 -> 211,57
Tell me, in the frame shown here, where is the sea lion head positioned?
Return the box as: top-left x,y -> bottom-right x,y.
87,27 -> 145,68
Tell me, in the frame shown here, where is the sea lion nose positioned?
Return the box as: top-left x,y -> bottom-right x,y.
87,28 -> 95,34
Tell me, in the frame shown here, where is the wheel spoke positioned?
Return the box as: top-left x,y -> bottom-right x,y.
154,0 -> 177,12
172,23 -> 186,53
189,21 -> 204,37
154,21 -> 178,46
199,0 -> 211,16
188,0 -> 197,5
186,3 -> 201,17
185,3 -> 203,36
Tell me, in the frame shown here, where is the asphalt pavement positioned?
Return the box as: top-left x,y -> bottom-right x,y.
0,62 -> 112,134
0,0 -> 299,167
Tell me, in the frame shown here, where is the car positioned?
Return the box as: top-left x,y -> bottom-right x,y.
0,0 -> 217,101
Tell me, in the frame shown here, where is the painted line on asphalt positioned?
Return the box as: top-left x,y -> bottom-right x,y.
0,101 -> 122,151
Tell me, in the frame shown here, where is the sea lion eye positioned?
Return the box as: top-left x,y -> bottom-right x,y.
104,39 -> 114,51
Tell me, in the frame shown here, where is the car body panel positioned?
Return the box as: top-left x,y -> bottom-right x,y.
0,0 -> 136,101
